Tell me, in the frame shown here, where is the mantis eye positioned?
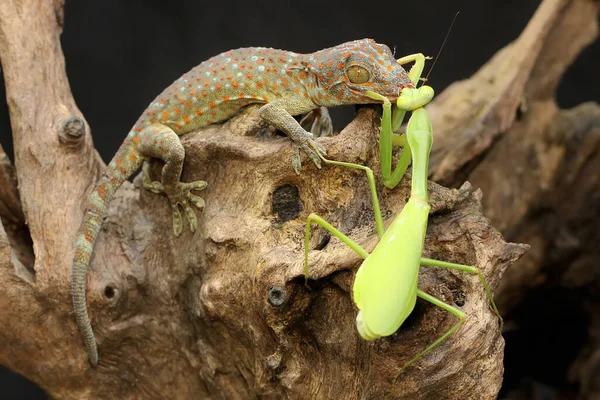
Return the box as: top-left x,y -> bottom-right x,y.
346,65 -> 370,84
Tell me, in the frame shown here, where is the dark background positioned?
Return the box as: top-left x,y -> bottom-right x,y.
0,0 -> 597,398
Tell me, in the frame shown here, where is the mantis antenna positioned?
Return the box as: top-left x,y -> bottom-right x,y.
423,11 -> 461,83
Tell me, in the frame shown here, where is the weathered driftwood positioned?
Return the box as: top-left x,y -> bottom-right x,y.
426,0 -> 600,397
5,0 -> 598,398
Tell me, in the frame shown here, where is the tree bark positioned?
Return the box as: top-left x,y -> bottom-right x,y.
1,0 -> 594,398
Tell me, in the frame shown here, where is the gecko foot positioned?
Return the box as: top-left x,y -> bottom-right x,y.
300,107 -> 333,138
290,133 -> 327,175
143,163 -> 207,236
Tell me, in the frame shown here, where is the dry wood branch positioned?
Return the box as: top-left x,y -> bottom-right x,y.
425,0 -> 600,396
7,0 -> 592,398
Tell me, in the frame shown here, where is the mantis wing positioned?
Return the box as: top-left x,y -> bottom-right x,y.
353,197 -> 430,340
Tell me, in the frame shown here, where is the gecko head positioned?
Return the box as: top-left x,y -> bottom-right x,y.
310,39 -> 414,106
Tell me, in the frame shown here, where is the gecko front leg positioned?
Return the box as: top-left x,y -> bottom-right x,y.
259,97 -> 327,174
138,124 -> 207,236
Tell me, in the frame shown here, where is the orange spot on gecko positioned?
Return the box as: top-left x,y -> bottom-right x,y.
150,119 -> 157,124
326,60 -> 333,67
256,82 -> 263,88
251,94 -> 258,99
273,83 -> 279,90
202,91 -> 208,97
196,109 -> 203,116
299,71 -> 307,79
226,73 -> 233,80
147,110 -> 154,116
247,73 -> 253,79
293,87 -> 300,94
133,136 -> 140,144
281,78 -> 289,88
257,59 -> 264,64
337,62 -> 344,69
223,96 -> 230,101
327,71 -> 333,77
209,101 -> 216,108
174,108 -> 181,115
183,115 -> 190,124
129,153 -> 137,161
186,100 -> 192,107
161,111 -> 168,121
386,65 -> 394,71
216,84 -> 222,90
232,81 -> 238,88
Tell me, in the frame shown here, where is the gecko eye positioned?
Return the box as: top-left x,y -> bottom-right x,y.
346,65 -> 371,84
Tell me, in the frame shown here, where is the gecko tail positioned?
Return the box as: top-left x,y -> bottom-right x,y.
71,139 -> 142,366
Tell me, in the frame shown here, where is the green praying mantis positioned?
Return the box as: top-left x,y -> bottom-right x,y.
303,54 -> 503,376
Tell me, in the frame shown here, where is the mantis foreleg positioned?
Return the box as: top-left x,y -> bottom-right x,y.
377,53 -> 434,189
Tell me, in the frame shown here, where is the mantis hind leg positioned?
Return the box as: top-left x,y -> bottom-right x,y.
420,257 -> 503,327
394,258 -> 503,382
394,289 -> 466,385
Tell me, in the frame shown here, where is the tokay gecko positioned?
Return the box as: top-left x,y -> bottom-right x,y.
72,39 -> 417,366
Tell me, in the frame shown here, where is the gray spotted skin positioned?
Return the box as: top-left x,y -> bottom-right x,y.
72,39 -> 415,366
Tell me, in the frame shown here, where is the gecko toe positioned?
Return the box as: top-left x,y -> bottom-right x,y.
183,204 -> 198,232
172,204 -> 184,237
291,142 -> 302,174
188,180 -> 208,191
305,145 -> 322,169
189,194 -> 205,209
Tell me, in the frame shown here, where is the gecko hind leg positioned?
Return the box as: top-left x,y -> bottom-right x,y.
138,124 -> 207,236
299,107 -> 333,138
